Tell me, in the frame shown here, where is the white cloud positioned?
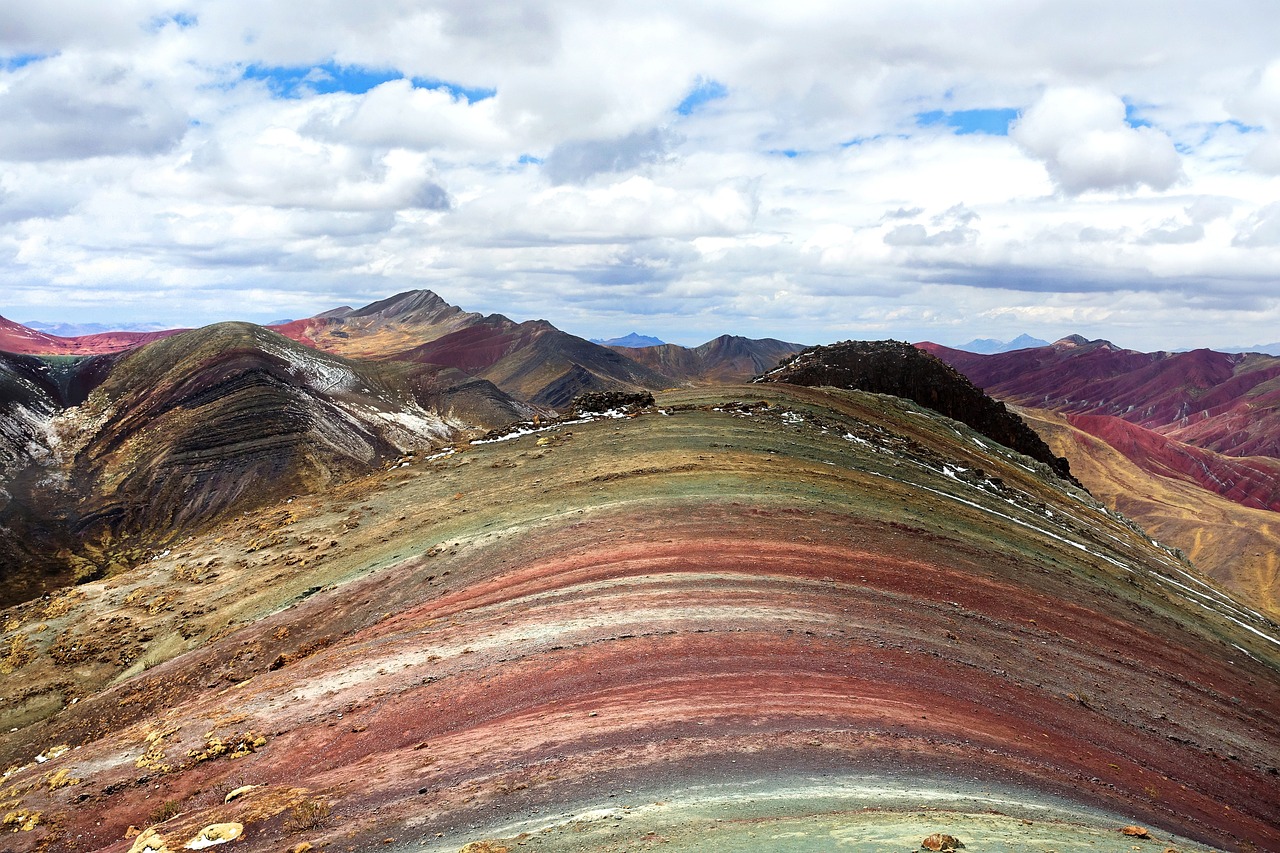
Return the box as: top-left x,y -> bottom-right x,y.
2,1 -> 1280,351
1233,203 -> 1280,247
1011,87 -> 1183,195
0,52 -> 188,160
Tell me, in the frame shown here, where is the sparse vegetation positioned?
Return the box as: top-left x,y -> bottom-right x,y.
285,798 -> 331,831
148,799 -> 181,823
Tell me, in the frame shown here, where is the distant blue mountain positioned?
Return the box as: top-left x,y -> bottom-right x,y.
24,321 -> 169,337
1213,342 -> 1280,355
591,332 -> 667,348
956,333 -> 1050,354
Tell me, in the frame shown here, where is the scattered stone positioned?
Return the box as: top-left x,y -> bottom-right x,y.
571,390 -> 654,415
922,833 -> 964,851
1121,825 -> 1152,839
288,845 -> 313,853
224,784 -> 260,803
459,843 -> 511,853
184,822 -> 244,849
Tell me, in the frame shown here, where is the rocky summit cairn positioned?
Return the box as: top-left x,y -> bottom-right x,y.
571,390 -> 655,416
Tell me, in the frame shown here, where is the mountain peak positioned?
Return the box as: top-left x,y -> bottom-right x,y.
592,332 -> 667,348
347,289 -> 453,319
1053,334 -> 1115,350
756,339 -> 1079,484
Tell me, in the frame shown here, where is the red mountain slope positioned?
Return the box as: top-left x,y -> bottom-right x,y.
0,315 -> 183,355
918,337 -> 1280,458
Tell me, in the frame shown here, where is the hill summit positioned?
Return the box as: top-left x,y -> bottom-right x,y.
756,339 -> 1078,484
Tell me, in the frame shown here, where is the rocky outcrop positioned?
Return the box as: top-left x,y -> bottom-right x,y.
757,340 -> 1078,484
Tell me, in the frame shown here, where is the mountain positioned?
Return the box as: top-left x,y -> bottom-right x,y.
270,291 -> 680,407
1023,408 -> 1280,617
1,382 -> 1276,851
0,315 -> 69,353
757,339 -> 1077,484
590,332 -> 666,348
0,322 -> 528,607
919,336 -> 1280,614
954,333 -> 1051,354
6,296 -> 804,405
271,289 -> 483,358
919,336 -> 1280,464
1220,342 -> 1280,356
25,321 -> 170,337
617,334 -> 807,384
379,314 -> 674,408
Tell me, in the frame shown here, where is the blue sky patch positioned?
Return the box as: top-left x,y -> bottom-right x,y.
518,154 -> 544,165
1123,101 -> 1153,129
243,62 -> 400,97
1,53 -> 51,71
242,62 -> 494,101
915,108 -> 1018,136
410,76 -> 496,103
148,12 -> 197,31
767,148 -> 801,158
676,78 -> 728,115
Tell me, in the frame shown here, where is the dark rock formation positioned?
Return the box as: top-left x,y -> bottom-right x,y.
756,340 -> 1079,485
571,390 -> 654,415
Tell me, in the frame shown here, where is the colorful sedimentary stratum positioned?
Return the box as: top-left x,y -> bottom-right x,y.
1,385 -> 1276,852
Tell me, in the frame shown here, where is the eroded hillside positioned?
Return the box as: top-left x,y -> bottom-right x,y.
1,385 -> 1276,853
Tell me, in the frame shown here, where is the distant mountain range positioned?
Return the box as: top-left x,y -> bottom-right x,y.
953,333 -> 1051,353
24,320 -> 171,337
2,295 -> 1278,851
1218,342 -> 1280,356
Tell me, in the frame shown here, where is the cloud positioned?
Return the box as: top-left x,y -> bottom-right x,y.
1137,221 -> 1203,245
1233,203 -> 1280,247
1231,60 -> 1280,174
542,128 -> 677,185
3,2 -> 1280,351
884,223 -> 976,247
0,52 -> 188,160
1011,87 -> 1182,194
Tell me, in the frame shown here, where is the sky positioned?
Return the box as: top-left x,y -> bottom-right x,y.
2,1 -> 1279,350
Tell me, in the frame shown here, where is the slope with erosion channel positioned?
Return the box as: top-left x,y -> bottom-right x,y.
1022,407 -> 1280,619
0,323 -> 528,607
390,315 -> 677,408
920,339 -> 1280,484
0,385 -> 1276,852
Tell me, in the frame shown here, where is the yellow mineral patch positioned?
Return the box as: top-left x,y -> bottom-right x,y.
2,808 -> 41,831
44,767 -> 80,790
184,822 -> 244,849
127,827 -> 173,853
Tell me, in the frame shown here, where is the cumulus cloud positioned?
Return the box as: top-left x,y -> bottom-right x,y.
542,128 -> 678,185
1011,87 -> 1183,195
0,53 -> 188,160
